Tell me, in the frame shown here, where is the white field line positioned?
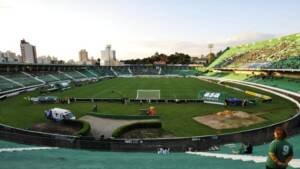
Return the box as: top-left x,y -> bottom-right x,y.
186,152 -> 300,168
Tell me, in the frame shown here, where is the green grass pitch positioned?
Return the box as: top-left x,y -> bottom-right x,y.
0,77 -> 297,137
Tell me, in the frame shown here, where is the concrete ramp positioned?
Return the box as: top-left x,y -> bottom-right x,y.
80,115 -> 158,139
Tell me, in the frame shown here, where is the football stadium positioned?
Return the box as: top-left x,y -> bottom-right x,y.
1,1 -> 300,169
1,33 -> 300,168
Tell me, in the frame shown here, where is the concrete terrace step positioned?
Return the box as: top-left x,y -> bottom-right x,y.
186,152 -> 300,168
0,147 -> 59,153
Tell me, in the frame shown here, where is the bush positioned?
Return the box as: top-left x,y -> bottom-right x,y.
87,112 -> 160,120
63,119 -> 91,136
112,121 -> 162,138
76,120 -> 91,136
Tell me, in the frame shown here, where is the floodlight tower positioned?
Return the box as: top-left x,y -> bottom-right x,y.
208,43 -> 214,54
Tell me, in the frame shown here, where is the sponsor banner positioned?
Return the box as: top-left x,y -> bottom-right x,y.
199,91 -> 226,104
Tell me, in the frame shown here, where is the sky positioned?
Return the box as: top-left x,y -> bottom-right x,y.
0,0 -> 300,61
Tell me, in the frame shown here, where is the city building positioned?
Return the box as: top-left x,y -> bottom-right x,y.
0,50 -> 19,63
67,59 -> 76,65
191,57 -> 208,65
79,49 -> 89,64
78,49 -> 97,65
20,39 -> 37,64
0,51 -> 4,63
101,45 -> 117,66
37,55 -> 58,64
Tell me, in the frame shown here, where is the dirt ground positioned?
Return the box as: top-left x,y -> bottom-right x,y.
31,121 -> 80,135
193,110 -> 265,130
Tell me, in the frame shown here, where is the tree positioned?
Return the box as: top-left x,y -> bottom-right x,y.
216,47 -> 230,57
207,53 -> 216,64
122,52 -> 192,64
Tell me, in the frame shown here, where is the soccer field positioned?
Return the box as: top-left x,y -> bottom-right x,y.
0,77 -> 297,137
50,77 -> 249,99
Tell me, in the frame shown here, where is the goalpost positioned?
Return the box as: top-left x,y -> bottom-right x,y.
136,90 -> 161,100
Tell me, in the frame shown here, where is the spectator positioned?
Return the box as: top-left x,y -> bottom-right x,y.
245,143 -> 253,154
232,143 -> 246,154
266,127 -> 293,169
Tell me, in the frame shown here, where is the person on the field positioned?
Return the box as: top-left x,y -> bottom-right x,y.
266,127 -> 293,169
147,106 -> 156,116
92,104 -> 98,112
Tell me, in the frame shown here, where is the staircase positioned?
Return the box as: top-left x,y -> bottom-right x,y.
110,67 -> 118,76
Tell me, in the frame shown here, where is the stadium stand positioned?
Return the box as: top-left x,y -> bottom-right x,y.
253,134 -> 300,158
0,65 -> 202,96
112,66 -> 131,76
92,67 -> 115,76
32,72 -> 59,83
0,139 -> 265,169
50,72 -> 71,81
268,55 -> 300,69
1,73 -> 42,86
78,69 -> 98,78
191,134 -> 300,168
161,66 -> 185,75
1,134 -> 299,169
0,63 -> 299,98
131,66 -> 160,75
0,67 -> 116,94
209,33 -> 300,68
0,76 -> 22,92
64,71 -> 87,79
161,66 -> 199,76
203,72 -> 300,93
246,76 -> 300,93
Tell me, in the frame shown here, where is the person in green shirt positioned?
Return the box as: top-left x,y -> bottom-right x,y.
266,127 -> 293,169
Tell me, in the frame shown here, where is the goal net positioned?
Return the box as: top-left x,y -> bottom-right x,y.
136,90 -> 160,100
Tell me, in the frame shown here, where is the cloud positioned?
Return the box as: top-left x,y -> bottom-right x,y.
219,32 -> 277,46
123,32 -> 277,59
122,40 -> 207,59
0,0 -> 12,8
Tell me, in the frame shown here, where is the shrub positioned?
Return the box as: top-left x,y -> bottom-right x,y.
87,112 -> 160,120
63,119 -> 91,136
112,121 -> 162,138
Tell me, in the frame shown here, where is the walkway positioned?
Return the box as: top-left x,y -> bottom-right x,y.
80,115 -> 158,138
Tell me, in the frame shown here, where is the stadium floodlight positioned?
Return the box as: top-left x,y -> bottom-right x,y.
208,43 -> 214,53
136,90 -> 160,100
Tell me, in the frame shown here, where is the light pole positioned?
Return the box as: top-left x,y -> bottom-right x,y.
208,43 -> 214,54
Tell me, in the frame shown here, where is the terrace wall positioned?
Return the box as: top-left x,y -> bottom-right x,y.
0,111 -> 299,152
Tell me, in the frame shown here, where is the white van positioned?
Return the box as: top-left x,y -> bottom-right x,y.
45,108 -> 76,121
